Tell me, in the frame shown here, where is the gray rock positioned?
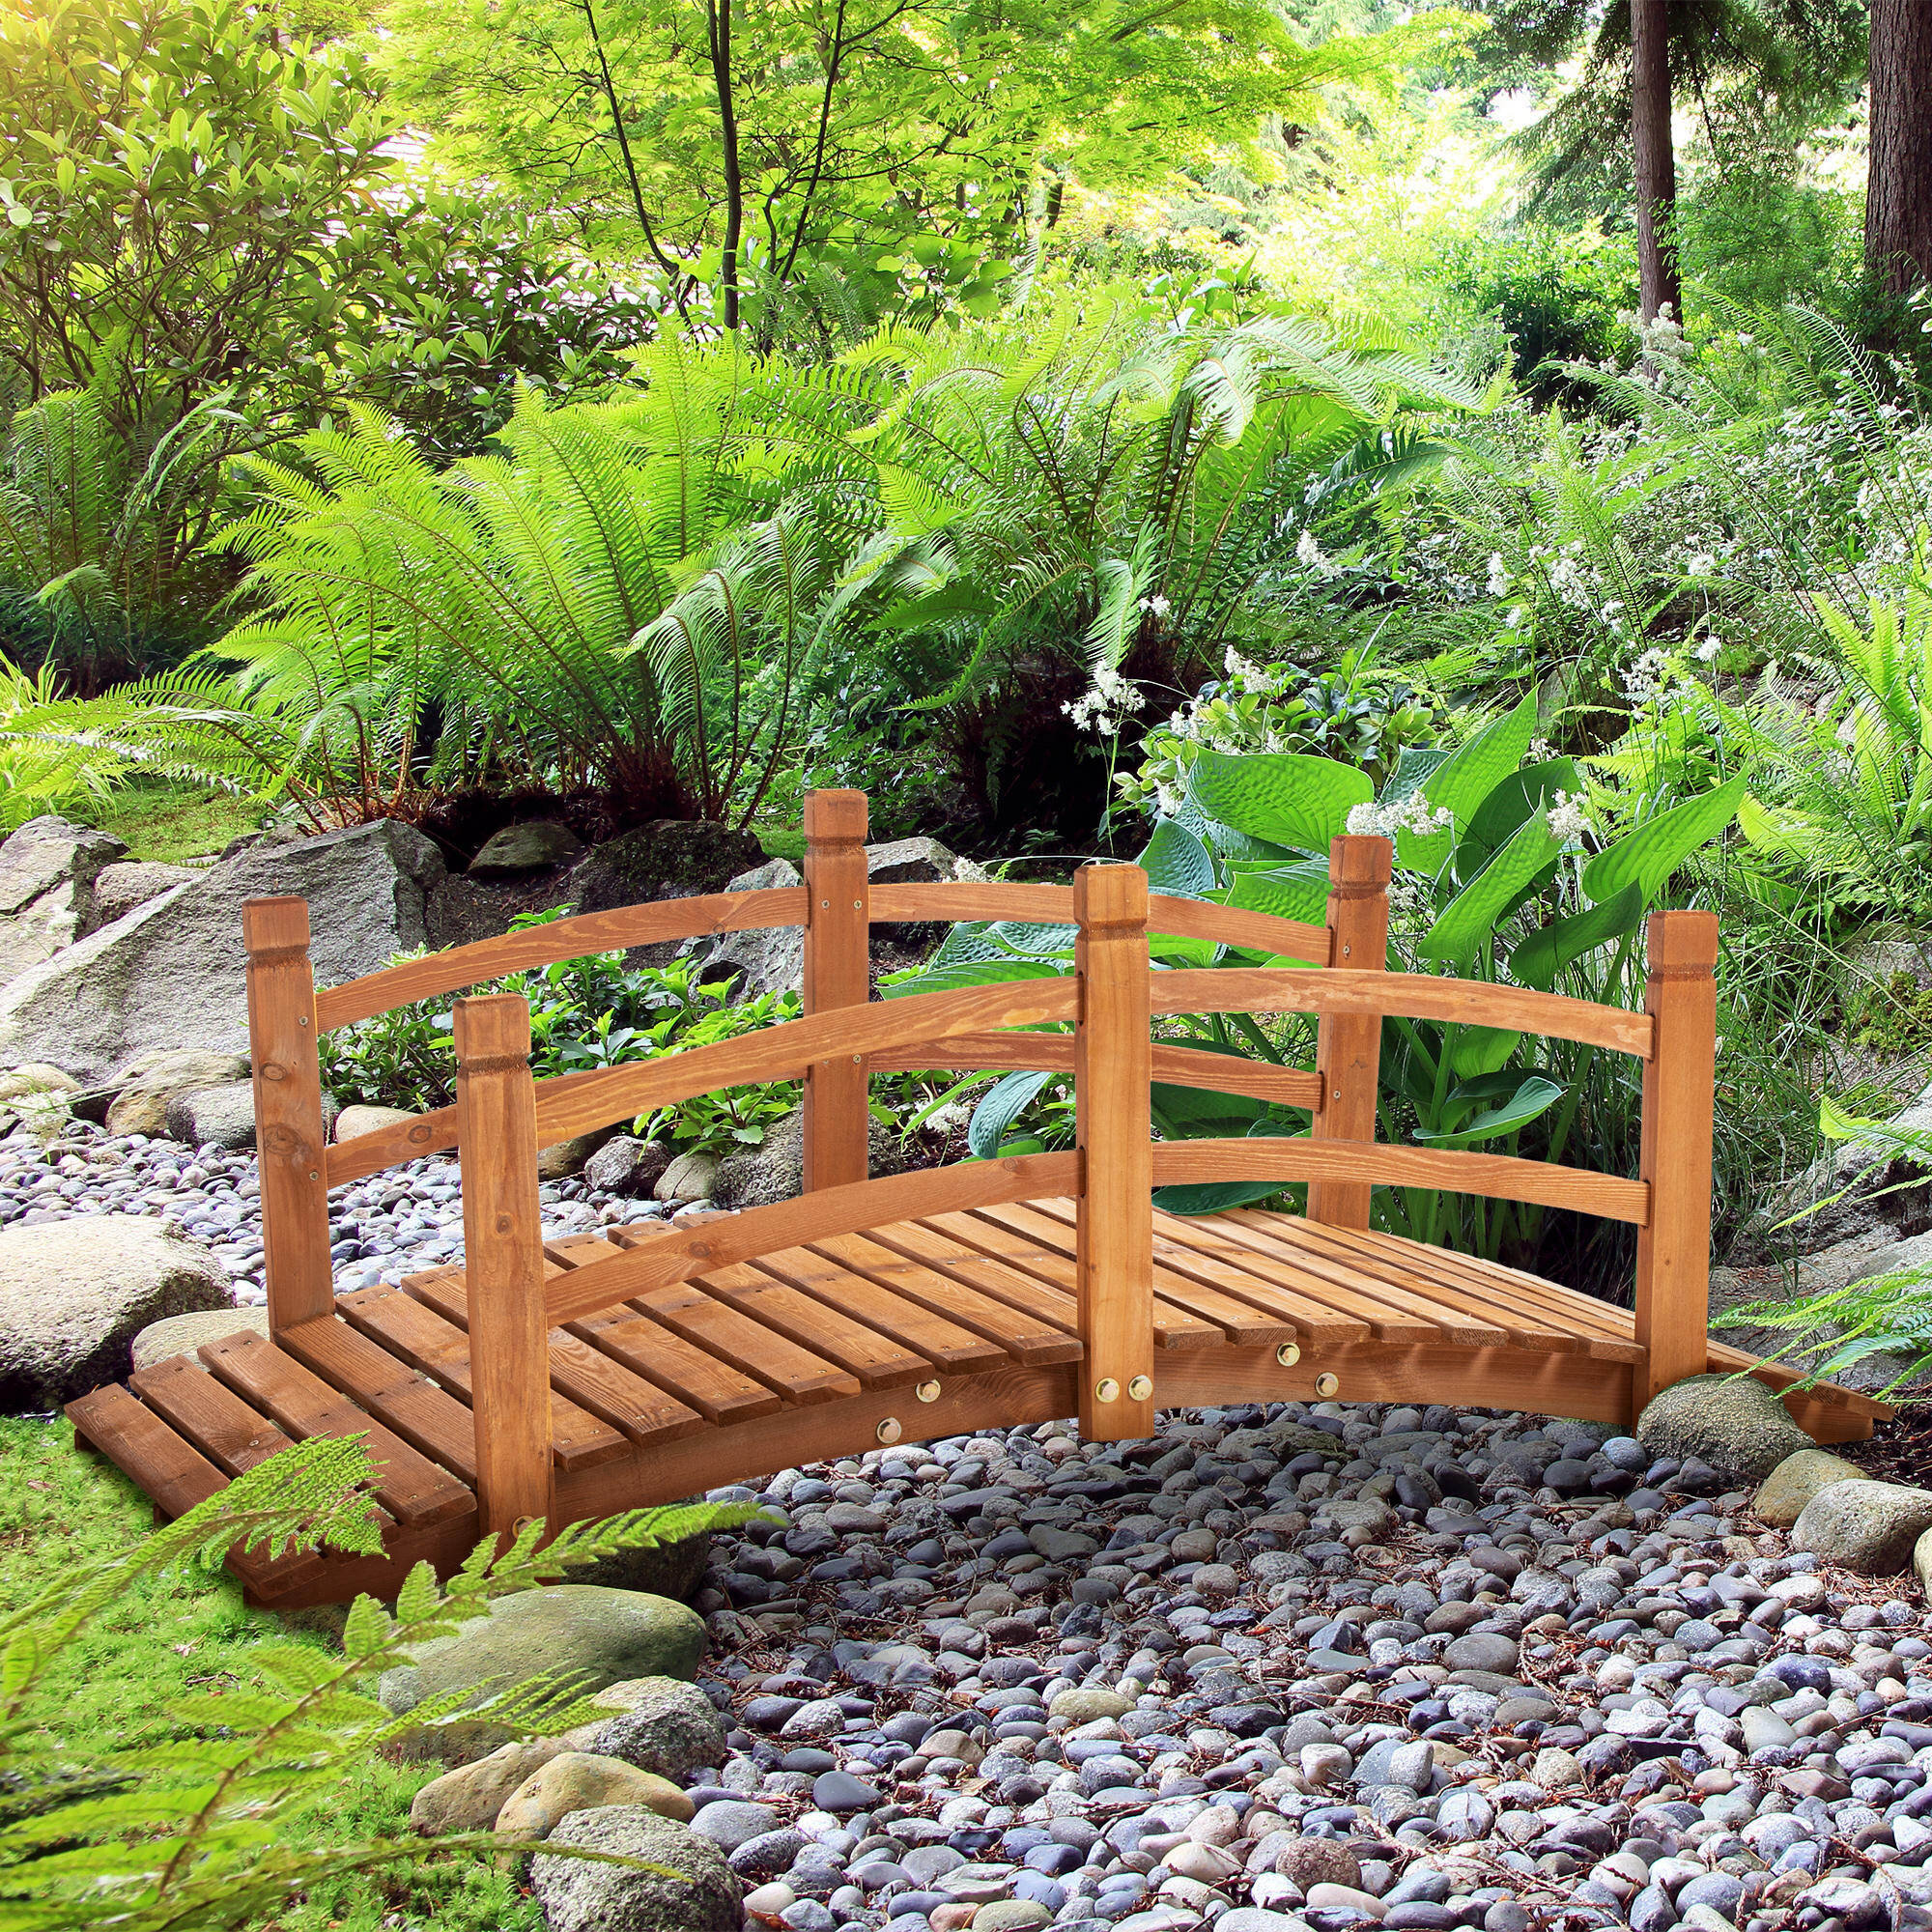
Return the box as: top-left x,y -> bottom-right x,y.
105,1050 -> 251,1137
379,1584 -> 706,1763
333,1103 -> 418,1143
410,1738 -> 562,1833
87,861 -> 195,932
655,1151 -> 720,1203
537,1128 -> 613,1181
587,1676 -> 728,1782
130,1306 -> 270,1373
0,816 -> 128,982
1791,1478 -> 1932,1575
711,1105 -> 910,1212
1753,1447 -> 1868,1528
688,1800 -> 780,1852
1440,1633 -> 1519,1675
529,1804 -> 741,1932
0,1215 -> 230,1409
582,1135 -> 674,1198
0,819 -> 444,1083
167,1079 -> 330,1152
1635,1373 -> 1812,1487
469,821 -> 583,876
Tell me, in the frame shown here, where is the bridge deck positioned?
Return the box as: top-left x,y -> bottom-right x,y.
68,1200 -> 1886,1608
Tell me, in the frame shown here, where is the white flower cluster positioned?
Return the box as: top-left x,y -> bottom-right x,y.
1063,665 -> 1147,735
1346,793 -> 1453,839
1296,529 -> 1344,579
1487,553 -> 1511,598
1621,646 -> 1675,710
1546,788 -> 1591,843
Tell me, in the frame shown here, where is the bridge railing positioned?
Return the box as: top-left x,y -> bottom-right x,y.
242,787 -> 1717,1537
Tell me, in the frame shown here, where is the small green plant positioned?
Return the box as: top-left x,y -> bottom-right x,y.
0,1433 -> 765,1932
1847,970 -> 1932,1060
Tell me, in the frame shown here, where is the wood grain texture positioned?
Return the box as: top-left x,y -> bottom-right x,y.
1635,909 -> 1719,1406
315,888 -> 809,1031
454,994 -> 554,1535
540,1151 -> 1080,1324
325,1106 -> 458,1186
1151,967 -> 1655,1058
870,882 -> 1077,925
1308,836 -> 1390,1229
1073,865 -> 1156,1438
244,897 -> 333,1332
1149,1137 -> 1651,1223
804,790 -> 870,1192
1146,894 -> 1331,966
531,979 -> 1079,1147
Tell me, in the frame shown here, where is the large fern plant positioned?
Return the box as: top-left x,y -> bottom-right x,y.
0,1434 -> 762,1931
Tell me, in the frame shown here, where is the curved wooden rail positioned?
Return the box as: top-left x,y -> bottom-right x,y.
1153,968 -> 1656,1059
1146,895 -> 1331,965
1150,1137 -> 1651,1224
542,1152 -> 1082,1324
870,882 -> 1075,925
315,887 -> 810,1032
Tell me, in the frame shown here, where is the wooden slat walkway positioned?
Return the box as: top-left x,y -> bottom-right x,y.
68,1199 -> 1889,1608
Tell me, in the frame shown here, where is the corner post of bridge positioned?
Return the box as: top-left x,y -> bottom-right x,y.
243,896 -> 333,1336
1073,862 -> 1155,1442
453,992 -> 554,1542
1307,835 -> 1392,1231
1634,908 -> 1719,1410
803,788 -> 871,1192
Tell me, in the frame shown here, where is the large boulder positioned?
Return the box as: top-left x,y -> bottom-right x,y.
582,1135 -> 673,1198
379,1584 -> 706,1765
0,1216 -> 231,1409
1634,1373 -> 1812,1488
164,1080 -> 285,1151
0,820 -> 444,1084
130,1306 -> 270,1373
1791,1479 -> 1932,1576
1753,1447 -> 1869,1529
86,861 -> 196,932
495,1751 -> 692,1841
469,820 -> 584,877
102,1050 -> 250,1137
711,1104 -> 911,1212
530,1805 -> 741,1932
571,820 -> 769,920
0,816 -> 128,983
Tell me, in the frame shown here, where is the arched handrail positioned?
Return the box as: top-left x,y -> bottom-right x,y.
1150,1137 -> 1650,1225
1152,968 -> 1655,1059
540,1152 -> 1081,1325
314,886 -> 810,1032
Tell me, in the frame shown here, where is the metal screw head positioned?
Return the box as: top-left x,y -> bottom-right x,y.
1342,943 -> 1351,958
296,1014 -> 310,1027
1094,1377 -> 1120,1404
853,899 -> 863,909
1313,1371 -> 1340,1398
1126,1374 -> 1152,1402
307,1170 -> 320,1181
1275,1342 -> 1301,1367
876,1416 -> 903,1444
916,1379 -> 942,1403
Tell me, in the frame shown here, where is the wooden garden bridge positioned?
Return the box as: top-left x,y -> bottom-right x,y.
69,792 -> 1884,1606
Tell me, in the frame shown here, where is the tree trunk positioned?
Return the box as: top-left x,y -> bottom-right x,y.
1631,0 -> 1680,326
705,0 -> 743,331
1867,0 -> 1932,295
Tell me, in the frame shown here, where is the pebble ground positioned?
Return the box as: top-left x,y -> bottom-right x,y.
8,1123 -> 1931,1932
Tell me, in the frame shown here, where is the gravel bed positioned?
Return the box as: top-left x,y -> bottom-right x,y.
6,1120 -> 1931,1932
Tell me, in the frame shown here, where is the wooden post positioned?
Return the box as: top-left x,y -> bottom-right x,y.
1073,863 -> 1155,1442
454,993 -> 554,1539
803,788 -> 870,1192
1307,835 -> 1392,1230
243,897 -> 333,1335
1634,909 -> 1719,1409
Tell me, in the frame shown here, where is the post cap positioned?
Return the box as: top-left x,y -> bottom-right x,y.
1646,907 -> 1719,972
453,990 -> 532,1058
242,895 -> 311,948
804,790 -> 868,842
1073,861 -> 1148,928
1327,835 -> 1393,889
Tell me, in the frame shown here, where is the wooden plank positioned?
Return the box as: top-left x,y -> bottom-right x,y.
1308,836 -> 1390,1230
326,1107 -> 458,1186
1634,910 -> 1719,1405
630,1277 -> 865,1406
66,1385 -> 325,1594
754,1242 -> 1007,1374
804,1230 -> 1082,1365
1146,893 -> 1331,967
131,1357 -> 299,1475
866,1218 -> 1083,1342
316,887 -> 810,1031
977,1200 -> 1293,1348
1073,863 -> 1157,1436
1151,968 -> 1656,1060
696,1263 -> 932,1387
870,881 -> 1076,926
926,1208 -> 1221,1350
569,1302 -> 785,1425
804,789 -> 871,1191
200,1328 -> 474,1528
243,896 -> 333,1331
1032,1198 -> 1370,1343
541,1152 -> 1082,1326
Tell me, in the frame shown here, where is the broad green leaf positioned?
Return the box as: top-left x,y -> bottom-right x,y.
987,921 -> 1077,957
1223,858 -> 1332,937
1414,1075 -> 1566,1148
1186,749 -> 1373,854
1152,1121 -> 1302,1216
1414,691 -> 1542,862
1448,1025 -> 1520,1078
1151,1082 -> 1269,1131
1415,810 -> 1560,964
968,1068 -> 1053,1158
1463,758 -> 1581,867
1581,776 -> 1747,905
881,957 -> 1063,998
1507,883 -> 1644,991
1138,817 -> 1215,897
1381,743 -> 1451,805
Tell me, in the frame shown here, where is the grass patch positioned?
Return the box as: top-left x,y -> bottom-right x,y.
0,1418 -> 541,1932
85,782 -> 270,866
756,826 -> 806,867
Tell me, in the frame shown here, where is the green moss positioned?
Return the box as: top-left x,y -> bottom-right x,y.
84,782 -> 269,866
1850,970 -> 1932,1061
755,827 -> 806,867
0,1419 -> 540,1932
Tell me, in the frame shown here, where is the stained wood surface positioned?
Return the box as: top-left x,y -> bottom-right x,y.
1149,1136 -> 1652,1224
315,888 -> 809,1031
1145,894 -> 1331,966
1152,967 -> 1656,1058
1307,836 -> 1390,1230
870,882 -> 1076,925
804,790 -> 872,1192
